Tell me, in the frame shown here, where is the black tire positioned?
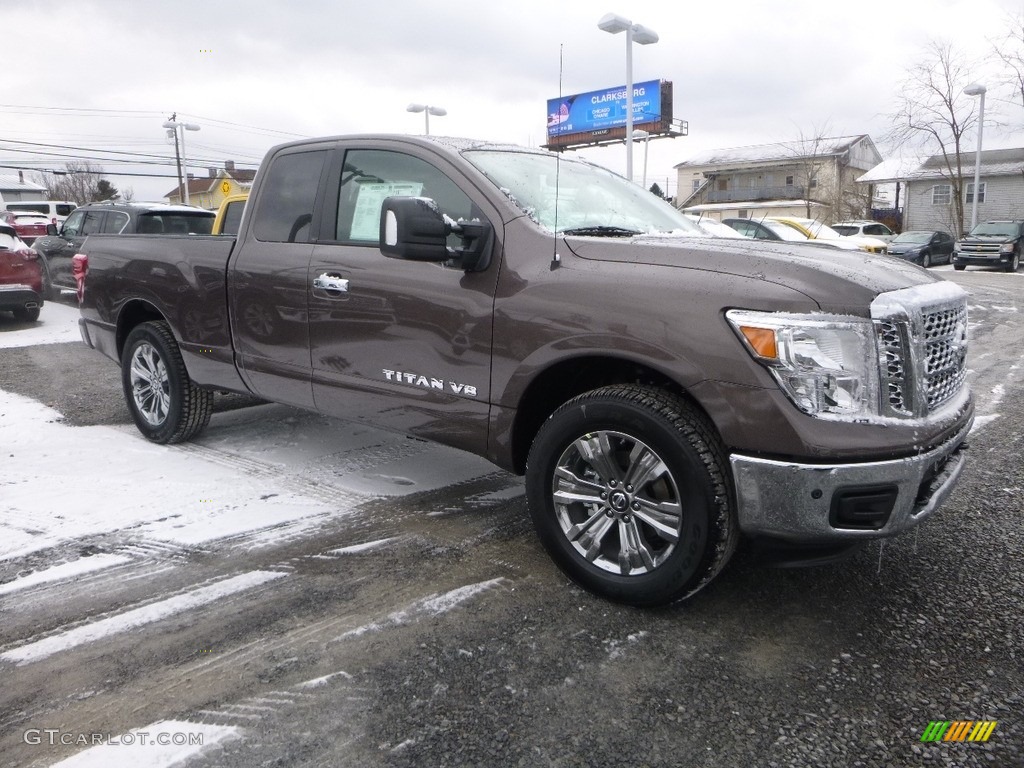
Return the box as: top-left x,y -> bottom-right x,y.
13,306 -> 40,322
525,385 -> 737,607
121,321 -> 212,444
38,256 -> 57,300
954,264 -> 966,271
1005,251 -> 1020,273
921,252 -> 931,268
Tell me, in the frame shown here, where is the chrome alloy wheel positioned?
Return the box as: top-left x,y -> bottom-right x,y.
551,430 -> 683,575
129,341 -> 171,426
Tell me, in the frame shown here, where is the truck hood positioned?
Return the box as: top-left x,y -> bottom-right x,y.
565,234 -> 938,314
960,234 -> 1015,243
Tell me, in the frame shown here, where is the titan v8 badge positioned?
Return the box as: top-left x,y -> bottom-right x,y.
382,369 -> 478,397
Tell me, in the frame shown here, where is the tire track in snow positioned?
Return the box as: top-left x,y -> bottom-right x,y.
1,571 -> 287,665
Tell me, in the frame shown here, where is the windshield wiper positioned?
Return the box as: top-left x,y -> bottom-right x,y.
561,226 -> 642,237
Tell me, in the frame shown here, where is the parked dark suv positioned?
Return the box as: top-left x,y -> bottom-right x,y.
952,220 -> 1024,272
32,201 -> 215,297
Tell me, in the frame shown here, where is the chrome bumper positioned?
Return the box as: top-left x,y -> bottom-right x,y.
730,420 -> 971,542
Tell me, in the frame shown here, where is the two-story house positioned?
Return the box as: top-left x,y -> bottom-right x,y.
674,135 -> 882,222
857,147 -> 1024,235
164,160 -> 257,209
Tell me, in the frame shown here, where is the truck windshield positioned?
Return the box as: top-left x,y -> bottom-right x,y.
463,150 -> 701,236
969,222 -> 1019,237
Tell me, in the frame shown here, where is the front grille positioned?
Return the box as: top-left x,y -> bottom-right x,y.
958,242 -> 1001,255
872,285 -> 969,418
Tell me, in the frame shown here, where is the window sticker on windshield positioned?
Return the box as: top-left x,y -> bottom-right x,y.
350,182 -> 423,240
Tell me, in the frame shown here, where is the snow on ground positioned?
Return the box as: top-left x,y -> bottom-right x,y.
0,301 -> 81,348
47,720 -> 241,767
0,553 -> 132,596
0,390 -> 334,562
2,571 -> 287,665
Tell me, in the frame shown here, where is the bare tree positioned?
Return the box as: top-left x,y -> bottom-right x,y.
778,122 -> 873,220
886,40 -> 979,235
31,161 -> 131,205
993,12 -> 1024,109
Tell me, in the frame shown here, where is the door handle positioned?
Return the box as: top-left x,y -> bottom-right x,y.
313,273 -> 350,293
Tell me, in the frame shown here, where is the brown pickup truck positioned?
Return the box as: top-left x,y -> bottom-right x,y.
75,135 -> 973,606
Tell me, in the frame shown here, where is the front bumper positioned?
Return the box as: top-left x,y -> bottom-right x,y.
953,251 -> 1012,266
730,418 -> 971,542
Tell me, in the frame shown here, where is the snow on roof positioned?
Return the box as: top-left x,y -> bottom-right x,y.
0,174 -> 47,193
857,147 -> 1024,183
675,136 -> 868,169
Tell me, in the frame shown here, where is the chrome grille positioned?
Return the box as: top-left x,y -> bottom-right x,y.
922,304 -> 968,410
876,320 -> 908,412
872,285 -> 969,418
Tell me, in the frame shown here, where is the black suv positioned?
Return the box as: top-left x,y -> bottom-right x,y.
32,201 -> 215,297
952,220 -> 1024,272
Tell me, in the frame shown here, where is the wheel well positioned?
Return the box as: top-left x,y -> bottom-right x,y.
116,300 -> 166,358
509,356 -> 703,474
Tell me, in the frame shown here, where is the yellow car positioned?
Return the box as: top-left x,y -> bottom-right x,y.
769,216 -> 887,253
212,193 -> 249,235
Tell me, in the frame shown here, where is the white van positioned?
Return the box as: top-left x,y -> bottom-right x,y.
3,200 -> 77,225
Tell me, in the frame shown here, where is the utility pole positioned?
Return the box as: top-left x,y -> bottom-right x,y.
167,112 -> 184,203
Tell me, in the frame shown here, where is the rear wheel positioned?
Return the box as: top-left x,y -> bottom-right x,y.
525,385 -> 737,606
121,321 -> 212,443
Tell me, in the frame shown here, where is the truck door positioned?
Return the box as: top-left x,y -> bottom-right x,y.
229,147 -> 330,408
307,145 -> 501,456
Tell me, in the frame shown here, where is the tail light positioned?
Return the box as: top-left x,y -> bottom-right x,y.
72,252 -> 88,304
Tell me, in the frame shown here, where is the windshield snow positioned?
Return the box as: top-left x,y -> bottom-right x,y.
463,150 -> 701,236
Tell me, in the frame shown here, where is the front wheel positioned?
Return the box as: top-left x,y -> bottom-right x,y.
121,321 -> 212,443
954,263 -> 966,271
525,385 -> 737,606
1006,251 -> 1020,272
921,252 -> 931,268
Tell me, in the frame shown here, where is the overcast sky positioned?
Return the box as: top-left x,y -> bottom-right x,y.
3,0 -> 1022,201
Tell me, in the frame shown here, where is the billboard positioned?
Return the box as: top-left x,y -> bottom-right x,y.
544,81 -> 674,150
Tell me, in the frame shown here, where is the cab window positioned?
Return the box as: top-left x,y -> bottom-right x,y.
333,150 -> 478,245
252,150 -> 327,243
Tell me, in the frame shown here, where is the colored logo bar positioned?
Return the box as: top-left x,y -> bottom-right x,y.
921,721 -> 997,743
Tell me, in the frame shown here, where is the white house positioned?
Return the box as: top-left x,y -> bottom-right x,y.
674,135 -> 882,222
858,148 -> 1024,235
0,171 -> 47,204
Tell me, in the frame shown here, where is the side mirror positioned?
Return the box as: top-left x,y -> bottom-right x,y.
46,223 -> 58,236
379,196 -> 493,272
380,197 -> 450,262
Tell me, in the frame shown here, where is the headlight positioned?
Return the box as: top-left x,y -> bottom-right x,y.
1000,242 -> 1015,254
726,310 -> 880,419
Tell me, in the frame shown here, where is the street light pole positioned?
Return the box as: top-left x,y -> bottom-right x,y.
964,83 -> 986,233
406,104 -> 447,135
634,129 -> 651,189
162,118 -> 201,205
598,13 -> 658,184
